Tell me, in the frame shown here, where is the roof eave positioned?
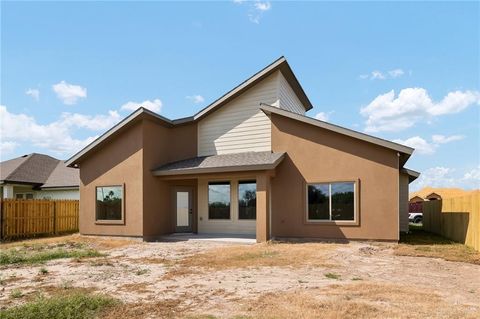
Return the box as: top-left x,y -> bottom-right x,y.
152,153 -> 285,177
401,167 -> 421,183
260,104 -> 414,156
65,107 -> 174,167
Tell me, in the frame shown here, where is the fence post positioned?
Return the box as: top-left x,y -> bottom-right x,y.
53,200 -> 57,234
0,199 -> 3,240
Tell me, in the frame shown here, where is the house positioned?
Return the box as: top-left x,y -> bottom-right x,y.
0,153 -> 79,200
409,196 -> 424,204
66,57 -> 419,242
425,192 -> 442,201
409,187 -> 474,200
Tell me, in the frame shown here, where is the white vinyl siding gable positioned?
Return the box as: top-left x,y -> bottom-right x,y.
278,71 -> 306,114
198,72 -> 279,156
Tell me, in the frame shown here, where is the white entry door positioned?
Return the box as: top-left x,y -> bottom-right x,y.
175,188 -> 193,232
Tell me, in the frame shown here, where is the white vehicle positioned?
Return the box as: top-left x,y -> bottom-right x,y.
409,212 -> 423,224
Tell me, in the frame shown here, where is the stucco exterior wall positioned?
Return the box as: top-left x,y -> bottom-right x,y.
142,119 -> 198,239
78,122 -> 144,237
270,114 -> 400,241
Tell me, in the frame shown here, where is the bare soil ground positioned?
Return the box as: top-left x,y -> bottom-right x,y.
1,234 -> 479,318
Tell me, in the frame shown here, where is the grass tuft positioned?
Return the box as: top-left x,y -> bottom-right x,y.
0,292 -> 118,319
0,245 -> 104,266
325,272 -> 341,280
396,230 -> 480,264
10,289 -> 23,299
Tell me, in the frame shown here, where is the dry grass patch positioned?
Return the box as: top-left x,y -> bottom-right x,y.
100,298 -> 199,319
243,282 -> 480,319
1,234 -> 138,251
164,242 -> 337,278
118,282 -> 152,294
395,230 -> 480,264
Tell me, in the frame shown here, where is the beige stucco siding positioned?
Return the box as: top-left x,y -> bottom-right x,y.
197,177 -> 256,235
270,114 -> 400,241
278,71 -> 305,114
78,122 -> 144,237
197,72 -> 279,156
399,173 -> 409,232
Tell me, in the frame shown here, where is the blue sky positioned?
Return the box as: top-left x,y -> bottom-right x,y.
1,1 -> 479,191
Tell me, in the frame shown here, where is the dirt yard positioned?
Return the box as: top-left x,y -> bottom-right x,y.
1,234 -> 479,318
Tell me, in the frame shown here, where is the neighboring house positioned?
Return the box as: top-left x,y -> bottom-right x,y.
409,187 -> 475,200
66,57 -> 419,242
425,192 -> 442,201
409,196 -> 424,204
0,153 -> 79,200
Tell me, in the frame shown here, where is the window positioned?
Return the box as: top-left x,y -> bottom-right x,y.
238,181 -> 256,220
307,182 -> 355,221
208,182 -> 231,219
96,186 -> 123,221
15,193 -> 34,199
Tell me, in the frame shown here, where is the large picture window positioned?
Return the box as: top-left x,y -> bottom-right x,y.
307,182 -> 355,221
96,185 -> 123,222
208,182 -> 231,219
238,181 -> 256,220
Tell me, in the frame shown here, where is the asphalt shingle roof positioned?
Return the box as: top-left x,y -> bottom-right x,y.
0,153 -> 79,187
153,151 -> 285,176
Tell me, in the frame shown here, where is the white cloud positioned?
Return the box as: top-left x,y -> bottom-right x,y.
315,112 -> 331,122
463,166 -> 480,184
359,68 -> 405,80
235,0 -> 271,24
0,105 -> 120,156
0,141 -> 18,157
186,95 -> 205,104
410,166 -> 480,192
254,1 -> 271,11
394,136 -> 436,155
25,88 -> 40,101
388,69 -> 404,78
58,111 -> 121,131
52,81 -> 87,105
360,88 -> 480,132
120,99 -> 162,113
394,134 -> 464,155
431,134 -> 464,144
371,71 -> 386,80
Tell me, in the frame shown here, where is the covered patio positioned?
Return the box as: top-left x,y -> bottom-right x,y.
152,151 -> 285,242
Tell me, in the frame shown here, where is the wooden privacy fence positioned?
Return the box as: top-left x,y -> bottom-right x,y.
0,199 -> 79,239
423,192 -> 480,251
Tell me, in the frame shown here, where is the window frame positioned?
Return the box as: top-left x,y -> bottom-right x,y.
305,180 -> 358,225
207,181 -> 232,221
237,180 -> 257,221
15,193 -> 34,200
95,184 -> 125,225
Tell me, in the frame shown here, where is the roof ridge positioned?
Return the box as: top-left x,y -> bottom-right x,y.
4,153 -> 33,181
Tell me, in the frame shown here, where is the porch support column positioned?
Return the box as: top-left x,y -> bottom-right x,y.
256,173 -> 270,243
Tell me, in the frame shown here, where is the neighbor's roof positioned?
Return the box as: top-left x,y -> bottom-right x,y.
153,151 -> 285,176
260,104 -> 414,166
0,153 -> 79,188
41,161 -> 80,188
66,56 -> 311,167
410,187 -> 478,200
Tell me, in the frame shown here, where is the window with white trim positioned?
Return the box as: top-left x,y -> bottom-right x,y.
307,182 -> 355,221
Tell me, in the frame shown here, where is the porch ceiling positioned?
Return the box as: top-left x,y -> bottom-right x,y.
152,151 -> 285,176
